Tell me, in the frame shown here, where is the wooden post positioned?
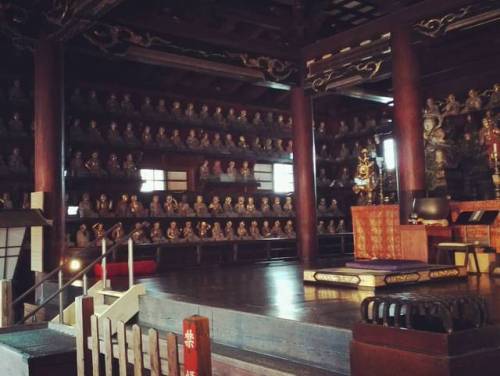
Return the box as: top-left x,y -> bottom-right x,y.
75,295 -> 94,376
183,315 -> 212,376
0,280 -> 12,327
117,321 -> 128,376
91,315 -> 100,376
167,333 -> 180,376
132,324 -> 143,376
148,328 -> 161,376
103,317 -> 113,376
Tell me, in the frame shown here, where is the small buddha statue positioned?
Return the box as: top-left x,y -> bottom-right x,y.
261,221 -> 272,238
237,110 -> 248,127
275,139 -> 285,155
194,195 -> 208,217
336,167 -> 352,187
123,153 -> 139,178
366,137 -> 377,157
96,194 -> 113,217
200,105 -> 210,123
171,101 -> 182,120
185,103 -> 198,123
443,94 -> 461,116
260,197 -> 271,215
285,117 -> 293,129
225,221 -> 235,240
225,133 -> 237,151
327,220 -> 336,234
163,195 -> 178,216
317,198 -> 328,215
120,93 -> 135,114
200,160 -> 210,180
131,222 -> 149,244
0,193 -> 13,209
200,132 -> 211,150
115,194 -> 130,217
263,138 -> 273,153
240,160 -> 253,179
329,199 -> 344,217
107,153 -> 123,177
237,221 -> 249,239
111,223 -> 125,243
253,112 -> 263,127
123,122 -> 140,146
337,120 -> 349,137
182,221 -> 199,242
352,141 -> 363,158
142,126 -> 154,146
223,196 -> 234,216
226,161 -> 237,178
88,120 -> 104,143
271,220 -> 284,238
78,193 -> 96,218
285,140 -> 293,154
129,194 -> 146,217
212,160 -> 223,177
141,96 -> 154,115
212,132 -> 224,150
150,222 -> 166,243
238,135 -> 249,151
8,147 -> 27,173
197,221 -> 211,240
87,90 -> 102,113
317,122 -> 326,137
170,129 -> 185,149
213,106 -> 225,126
338,143 -> 350,160
252,137 -> 262,153
234,196 -> 246,216
92,223 -> 111,245
318,168 -> 330,187
21,193 -> 30,209
246,197 -> 257,216
277,115 -> 286,129
337,219 -> 346,233
211,222 -> 225,241
8,79 -> 26,104
156,127 -> 170,147
156,98 -> 168,116
167,221 -> 180,242
487,83 -> 500,109
249,221 -> 261,239
150,194 -> 164,217
76,224 -> 90,247
272,197 -> 283,216
9,112 -> 25,135
227,108 -> 237,126
70,151 -> 86,177
463,89 -> 482,113
265,112 -> 274,127
319,144 -> 329,159
85,151 -> 105,176
284,220 -> 295,238
317,220 -> 326,235
283,196 -> 293,216
106,93 -> 120,113
178,194 -> 195,216
107,121 -> 123,145
186,129 -> 200,149
209,196 -> 223,217
353,117 -> 363,133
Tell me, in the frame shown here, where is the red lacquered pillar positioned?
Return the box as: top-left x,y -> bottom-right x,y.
392,25 -> 426,224
291,87 -> 317,264
34,39 -> 65,270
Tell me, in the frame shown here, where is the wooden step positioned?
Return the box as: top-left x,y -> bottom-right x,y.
95,289 -> 125,298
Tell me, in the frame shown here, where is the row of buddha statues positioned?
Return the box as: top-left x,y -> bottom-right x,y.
69,151 -> 139,178
317,167 -> 354,188
0,79 -> 30,106
69,88 -> 292,130
423,84 -> 500,119
0,147 -> 29,174
69,119 -> 294,157
77,193 -> 296,218
199,160 -> 255,180
72,219 -> 298,247
318,219 -> 347,235
317,136 -> 377,162
314,115 -> 388,140
0,112 -> 30,137
0,192 -> 30,209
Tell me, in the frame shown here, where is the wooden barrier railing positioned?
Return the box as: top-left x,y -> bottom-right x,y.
0,280 -> 12,327
75,295 -> 212,376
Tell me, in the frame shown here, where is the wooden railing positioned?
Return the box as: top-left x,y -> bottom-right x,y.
75,295 -> 212,376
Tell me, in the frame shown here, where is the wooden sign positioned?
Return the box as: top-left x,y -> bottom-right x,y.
183,315 -> 212,376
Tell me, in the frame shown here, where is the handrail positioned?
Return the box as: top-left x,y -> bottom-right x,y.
16,222 -> 148,325
11,222 -> 123,307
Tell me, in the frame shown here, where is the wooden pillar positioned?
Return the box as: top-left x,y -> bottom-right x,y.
291,87 -> 317,263
391,25 -> 425,224
183,315 -> 212,376
34,40 -> 65,270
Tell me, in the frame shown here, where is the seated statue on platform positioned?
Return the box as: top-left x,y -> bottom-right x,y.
284,220 -> 295,238
277,115 -> 286,129
237,110 -> 248,127
225,133 -> 237,151
163,195 -> 178,216
115,194 -> 130,217
253,112 -> 263,127
317,198 -> 328,215
209,196 -> 223,217
487,83 -> 500,109
156,98 -> 168,117
352,117 -> 363,133
223,196 -> 235,217
96,193 -> 113,217
123,153 -> 139,179
240,160 -> 253,179
317,220 -> 326,235
141,96 -> 154,115
234,196 -> 246,216
123,122 -> 140,146
129,194 -> 146,217
142,126 -> 154,146
111,223 -> 125,243
76,224 -> 90,247
171,129 -> 185,149
283,196 -> 294,216
329,199 -> 344,217
365,115 -> 378,131
318,144 -> 329,159
8,112 -> 25,135
0,193 -> 13,209
211,222 -> 225,241
252,137 -> 262,153
85,151 -> 105,176
178,194 -> 195,217
212,106 -> 225,126
424,98 -> 441,118
212,132 -> 224,151
8,79 -> 26,105
443,94 -> 461,117
120,93 -> 135,114
246,197 -> 257,216
336,167 -> 352,188
200,132 -> 211,150
150,195 -> 164,217
317,168 -> 331,187
70,151 -> 86,177
197,221 -> 211,241
238,136 -> 249,151
171,101 -> 182,120
186,129 -> 200,150
263,138 -> 273,153
227,108 -> 237,126
338,143 -> 350,160
275,139 -> 285,155
316,122 -> 326,137
167,221 -> 180,242
327,220 -> 336,235
285,117 -> 293,130
271,220 -> 284,238
131,222 -> 149,244
463,89 -> 482,113
261,220 -> 272,238
87,90 -> 102,113
225,221 -> 235,240
337,120 -> 349,138
107,153 -> 123,177
78,192 -> 97,218
182,221 -> 199,242
249,221 -> 261,240
237,221 -> 249,239
107,121 -> 123,145
226,161 -> 237,178
272,197 -> 283,216
106,93 -> 120,113
336,219 -> 347,233
260,197 -> 271,215
199,160 -> 210,180
185,103 -> 198,124
265,112 -> 274,127
199,105 -> 210,123
352,141 -> 362,158
156,127 -> 170,148
366,137 -> 377,158
150,222 -> 166,243
194,195 -> 208,217
285,140 -> 293,154
88,120 -> 104,143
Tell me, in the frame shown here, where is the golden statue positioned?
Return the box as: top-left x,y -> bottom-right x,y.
352,148 -> 378,205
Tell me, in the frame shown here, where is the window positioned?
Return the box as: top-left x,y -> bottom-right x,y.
383,138 -> 396,170
254,163 -> 274,191
273,163 -> 294,193
140,169 -> 188,192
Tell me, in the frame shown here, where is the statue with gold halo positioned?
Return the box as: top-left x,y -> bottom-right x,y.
352,148 -> 378,205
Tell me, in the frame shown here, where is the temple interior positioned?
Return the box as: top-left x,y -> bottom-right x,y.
0,1 -> 499,375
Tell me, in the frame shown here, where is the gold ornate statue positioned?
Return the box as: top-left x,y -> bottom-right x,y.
352,148 -> 378,205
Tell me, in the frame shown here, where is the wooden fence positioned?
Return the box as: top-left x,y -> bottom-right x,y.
75,295 -> 212,376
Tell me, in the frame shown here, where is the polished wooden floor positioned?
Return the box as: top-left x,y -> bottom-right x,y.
125,261 -> 500,330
